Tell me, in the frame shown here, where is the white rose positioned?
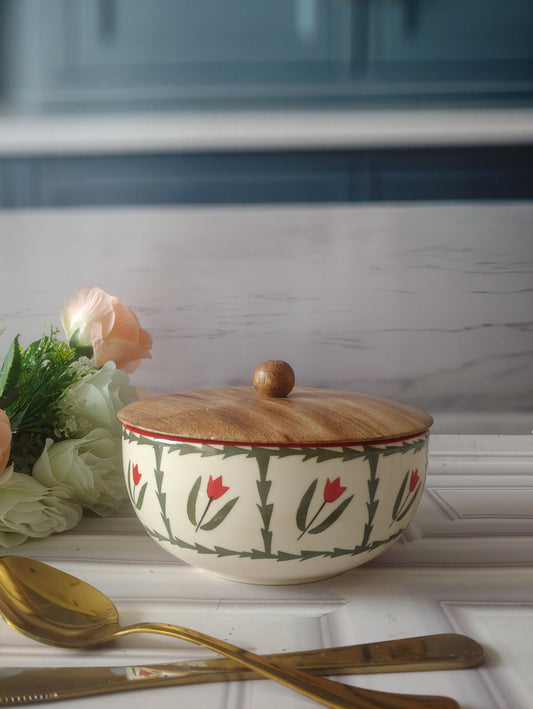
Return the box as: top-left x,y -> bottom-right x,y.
57,361 -> 137,438
32,428 -> 125,516
0,471 -> 82,548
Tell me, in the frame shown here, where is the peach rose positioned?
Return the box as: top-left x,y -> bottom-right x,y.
61,287 -> 152,373
0,409 -> 12,474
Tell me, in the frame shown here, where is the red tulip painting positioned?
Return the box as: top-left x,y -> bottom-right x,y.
187,474 -> 238,532
297,477 -> 353,540
323,477 -> 347,503
207,474 -> 230,501
132,463 -> 142,486
391,469 -> 422,524
127,461 -> 148,510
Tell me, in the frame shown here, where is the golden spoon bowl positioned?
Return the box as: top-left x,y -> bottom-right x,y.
0,556 -> 459,709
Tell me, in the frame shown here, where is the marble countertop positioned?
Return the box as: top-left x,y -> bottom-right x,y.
1,200 -> 531,434
0,107 -> 532,156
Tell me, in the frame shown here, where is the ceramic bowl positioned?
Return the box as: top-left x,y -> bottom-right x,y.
118,361 -> 433,585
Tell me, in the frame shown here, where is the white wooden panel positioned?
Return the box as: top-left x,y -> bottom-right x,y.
1,564 -> 531,708
0,439 -> 531,707
442,602 -> 533,709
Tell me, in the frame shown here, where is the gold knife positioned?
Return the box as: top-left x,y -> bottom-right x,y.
0,634 -> 483,705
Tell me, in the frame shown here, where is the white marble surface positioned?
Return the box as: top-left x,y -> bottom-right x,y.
1,201 -> 532,433
0,108 -> 533,155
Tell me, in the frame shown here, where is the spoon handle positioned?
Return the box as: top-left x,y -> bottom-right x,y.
118,622 -> 459,709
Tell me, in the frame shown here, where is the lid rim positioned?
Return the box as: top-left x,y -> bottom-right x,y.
121,423 -> 431,448
118,385 -> 433,445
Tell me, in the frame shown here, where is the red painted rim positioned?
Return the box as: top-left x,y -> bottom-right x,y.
122,424 -> 428,448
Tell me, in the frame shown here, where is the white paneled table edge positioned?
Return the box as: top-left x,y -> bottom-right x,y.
378,433 -> 533,567
1,434 -> 532,709
10,434 -> 533,569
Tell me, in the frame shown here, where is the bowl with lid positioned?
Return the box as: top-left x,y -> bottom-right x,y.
118,361 -> 432,585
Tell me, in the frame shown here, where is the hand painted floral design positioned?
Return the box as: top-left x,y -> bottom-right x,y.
127,461 -> 148,510
391,469 -> 422,525
187,474 -> 238,532
297,477 -> 353,540
323,477 -> 347,503
132,463 -> 142,486
207,474 -> 229,501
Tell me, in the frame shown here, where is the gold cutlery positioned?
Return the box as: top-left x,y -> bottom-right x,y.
0,556 -> 468,708
0,633 -> 483,705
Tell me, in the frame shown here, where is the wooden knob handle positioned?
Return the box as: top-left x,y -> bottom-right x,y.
253,360 -> 295,398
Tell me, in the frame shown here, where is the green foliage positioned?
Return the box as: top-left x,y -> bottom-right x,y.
0,335 -> 21,408
0,328 -> 78,471
3,328 -> 77,433
8,431 -> 46,475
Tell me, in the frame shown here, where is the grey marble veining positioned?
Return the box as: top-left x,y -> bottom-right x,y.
1,202 -> 532,433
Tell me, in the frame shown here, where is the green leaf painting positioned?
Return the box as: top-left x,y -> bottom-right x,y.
187,476 -> 202,526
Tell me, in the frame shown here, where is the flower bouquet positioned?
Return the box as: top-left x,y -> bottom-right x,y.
0,287 -> 152,548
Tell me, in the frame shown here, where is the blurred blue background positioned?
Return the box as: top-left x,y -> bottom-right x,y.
0,0 -> 532,207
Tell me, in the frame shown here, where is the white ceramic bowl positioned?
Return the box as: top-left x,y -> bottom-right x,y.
118,362 -> 432,585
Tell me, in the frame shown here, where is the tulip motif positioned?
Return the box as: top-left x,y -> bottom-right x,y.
187,474 -> 238,532
391,469 -> 422,525
323,477 -> 347,503
297,477 -> 353,540
127,462 -> 148,510
132,463 -> 142,486
207,474 -> 229,501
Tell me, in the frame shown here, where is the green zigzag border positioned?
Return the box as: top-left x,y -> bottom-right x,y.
122,429 -> 427,562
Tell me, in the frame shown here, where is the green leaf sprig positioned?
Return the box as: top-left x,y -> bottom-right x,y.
0,328 -> 79,473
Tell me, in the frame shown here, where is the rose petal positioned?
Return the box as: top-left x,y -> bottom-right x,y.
62,287 -> 152,372
61,287 -> 116,343
107,297 -> 142,341
138,327 -> 153,350
94,338 -> 151,371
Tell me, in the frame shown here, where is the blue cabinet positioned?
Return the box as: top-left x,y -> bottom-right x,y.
1,1 -> 531,207
1,0 -> 355,108
0,152 -> 359,207
371,0 -> 533,97
2,0 -> 532,109
1,148 -> 531,208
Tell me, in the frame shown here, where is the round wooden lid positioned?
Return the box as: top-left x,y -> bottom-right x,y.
118,361 -> 433,446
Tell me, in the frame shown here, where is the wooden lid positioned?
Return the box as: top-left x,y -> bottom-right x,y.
118,360 -> 433,446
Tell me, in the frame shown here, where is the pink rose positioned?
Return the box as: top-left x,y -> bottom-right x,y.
0,409 -> 12,474
62,286 -> 152,373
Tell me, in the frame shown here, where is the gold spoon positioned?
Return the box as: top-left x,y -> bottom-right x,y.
0,556 -> 459,709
